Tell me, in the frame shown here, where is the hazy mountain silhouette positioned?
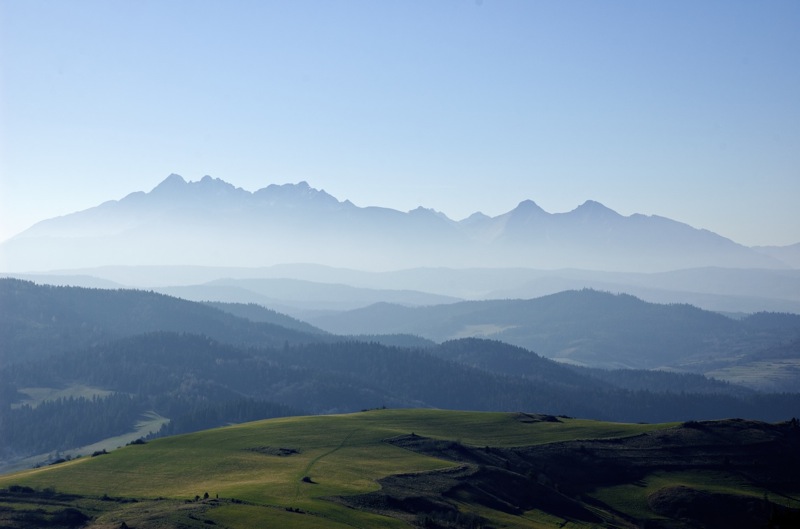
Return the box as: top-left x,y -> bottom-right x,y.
0,174 -> 788,272
156,277 -> 461,313
307,289 -> 800,390
11,263 -> 798,315
753,242 -> 800,268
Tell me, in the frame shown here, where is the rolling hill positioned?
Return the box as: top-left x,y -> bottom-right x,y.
0,409 -> 798,529
308,289 -> 800,389
3,278 -> 800,473
0,278 -> 329,365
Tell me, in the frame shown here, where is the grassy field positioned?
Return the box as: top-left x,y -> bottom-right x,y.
11,384 -> 115,409
591,468 -> 800,521
707,358 -> 800,392
0,410 -> 170,475
0,409 -> 775,529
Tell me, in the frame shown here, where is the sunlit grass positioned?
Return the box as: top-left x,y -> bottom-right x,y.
591,469 -> 800,523
12,384 -> 115,409
0,409 -> 676,529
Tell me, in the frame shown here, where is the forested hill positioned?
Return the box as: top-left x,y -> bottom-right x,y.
4,330 -> 800,468
309,289 -> 800,375
2,278 -> 800,471
203,300 -> 328,335
0,278 -> 328,364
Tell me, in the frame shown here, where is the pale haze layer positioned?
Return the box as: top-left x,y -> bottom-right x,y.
1,1 -> 799,247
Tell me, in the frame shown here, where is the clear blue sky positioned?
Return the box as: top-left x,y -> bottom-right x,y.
2,0 -> 799,246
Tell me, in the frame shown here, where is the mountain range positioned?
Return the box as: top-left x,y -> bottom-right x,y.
1,174 -> 793,272
8,263 -> 800,317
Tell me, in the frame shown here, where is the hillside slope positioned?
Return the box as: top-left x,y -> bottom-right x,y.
1,410 -> 798,529
4,329 -> 799,472
3,279 -> 800,471
309,289 -> 800,389
0,278 -> 328,365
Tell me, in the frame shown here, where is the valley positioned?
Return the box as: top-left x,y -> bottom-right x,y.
0,178 -> 798,528
1,278 -> 799,474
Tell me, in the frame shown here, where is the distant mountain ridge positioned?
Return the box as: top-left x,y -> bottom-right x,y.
0,278 -> 328,365
9,264 -> 800,315
156,276 -> 461,313
307,289 -> 800,391
0,174 -> 789,272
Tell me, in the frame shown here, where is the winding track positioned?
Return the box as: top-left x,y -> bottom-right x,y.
294,430 -> 357,500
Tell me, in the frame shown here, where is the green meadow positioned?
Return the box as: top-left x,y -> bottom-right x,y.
1,408 -> 773,529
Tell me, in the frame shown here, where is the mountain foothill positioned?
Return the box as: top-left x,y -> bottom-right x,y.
1,278 -> 799,473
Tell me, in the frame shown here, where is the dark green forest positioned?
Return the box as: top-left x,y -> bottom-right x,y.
0,279 -> 328,365
1,279 -> 799,468
203,300 -> 328,334
2,394 -> 143,456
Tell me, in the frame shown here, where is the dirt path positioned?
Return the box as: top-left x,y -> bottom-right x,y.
294,430 -> 356,500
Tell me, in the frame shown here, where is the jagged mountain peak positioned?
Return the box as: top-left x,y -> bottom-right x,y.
148,174 -> 247,203
147,175 -> 349,208
409,206 -> 447,217
503,199 -> 547,221
1,174 -> 790,272
515,199 -> 545,211
151,173 -> 187,192
258,181 -> 312,193
253,180 -> 343,208
461,211 -> 491,223
570,200 -> 622,217
198,174 -> 229,186
195,175 -> 243,194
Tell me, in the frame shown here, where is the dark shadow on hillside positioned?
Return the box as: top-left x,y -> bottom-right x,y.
333,418 -> 800,528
